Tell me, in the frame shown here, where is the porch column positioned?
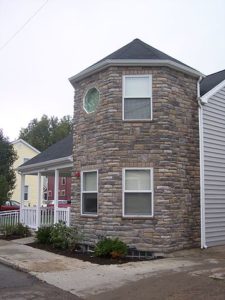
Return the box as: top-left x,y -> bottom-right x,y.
54,169 -> 59,224
36,172 -> 41,229
19,174 -> 25,223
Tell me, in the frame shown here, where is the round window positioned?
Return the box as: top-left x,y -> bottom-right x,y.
84,88 -> 100,113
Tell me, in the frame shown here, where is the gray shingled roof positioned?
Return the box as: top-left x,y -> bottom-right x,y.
200,69 -> 225,96
69,39 -> 202,83
96,38 -> 193,69
20,134 -> 73,167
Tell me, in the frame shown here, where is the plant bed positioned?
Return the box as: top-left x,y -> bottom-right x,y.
26,241 -> 149,265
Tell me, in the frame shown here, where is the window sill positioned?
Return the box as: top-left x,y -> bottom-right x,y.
81,214 -> 98,218
123,119 -> 153,123
122,215 -> 154,220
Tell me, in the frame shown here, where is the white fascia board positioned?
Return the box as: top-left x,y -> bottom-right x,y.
11,139 -> 40,154
69,59 -> 204,85
18,156 -> 73,174
200,79 -> 225,104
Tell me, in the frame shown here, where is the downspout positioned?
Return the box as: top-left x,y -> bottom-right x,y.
197,77 -> 207,249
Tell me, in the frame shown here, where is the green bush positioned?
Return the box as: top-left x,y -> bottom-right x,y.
49,222 -> 81,250
1,223 -> 31,238
36,226 -> 52,244
94,237 -> 128,258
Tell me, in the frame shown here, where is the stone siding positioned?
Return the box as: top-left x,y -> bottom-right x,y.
71,66 -> 200,253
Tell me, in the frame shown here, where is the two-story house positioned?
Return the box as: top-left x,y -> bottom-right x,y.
18,39 -> 225,253
69,39 -> 203,253
11,139 -> 40,206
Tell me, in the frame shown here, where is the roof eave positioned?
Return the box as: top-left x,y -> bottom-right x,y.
69,59 -> 204,85
18,155 -> 73,174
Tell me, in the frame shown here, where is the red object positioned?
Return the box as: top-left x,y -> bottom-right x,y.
47,176 -> 72,201
0,200 -> 20,211
75,172 -> 80,178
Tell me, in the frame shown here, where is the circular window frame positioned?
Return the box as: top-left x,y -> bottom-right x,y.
83,87 -> 100,114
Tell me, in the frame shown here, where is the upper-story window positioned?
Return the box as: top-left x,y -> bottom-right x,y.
83,87 -> 100,113
123,75 -> 152,120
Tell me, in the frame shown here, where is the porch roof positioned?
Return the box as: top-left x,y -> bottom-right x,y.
18,134 -> 73,175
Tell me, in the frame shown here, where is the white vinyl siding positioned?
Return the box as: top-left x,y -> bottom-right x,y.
203,86 -> 225,246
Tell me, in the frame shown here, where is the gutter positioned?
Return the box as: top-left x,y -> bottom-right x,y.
198,77 -> 207,249
69,59 -> 204,85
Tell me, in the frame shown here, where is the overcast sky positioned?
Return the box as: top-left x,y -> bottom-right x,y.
0,0 -> 225,141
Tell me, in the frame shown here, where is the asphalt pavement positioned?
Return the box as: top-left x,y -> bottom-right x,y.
0,262 -> 80,300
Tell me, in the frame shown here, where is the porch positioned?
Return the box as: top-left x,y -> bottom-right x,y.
16,135 -> 73,230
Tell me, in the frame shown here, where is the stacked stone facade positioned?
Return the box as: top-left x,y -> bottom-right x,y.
71,66 -> 200,253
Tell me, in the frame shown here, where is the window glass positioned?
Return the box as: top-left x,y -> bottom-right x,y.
84,88 -> 100,113
125,169 -> 151,190
83,172 -> 97,191
124,98 -> 151,119
83,193 -> 97,214
125,193 -> 152,215
125,76 -> 150,98
24,185 -> 28,200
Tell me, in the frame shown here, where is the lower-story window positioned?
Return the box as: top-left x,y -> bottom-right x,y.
123,168 -> 153,217
81,170 -> 98,215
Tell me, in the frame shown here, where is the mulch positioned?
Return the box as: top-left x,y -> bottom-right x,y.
26,242 -> 146,265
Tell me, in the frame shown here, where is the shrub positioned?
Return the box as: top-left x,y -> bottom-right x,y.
49,221 -> 81,250
36,226 -> 52,244
94,237 -> 128,258
1,223 -> 31,238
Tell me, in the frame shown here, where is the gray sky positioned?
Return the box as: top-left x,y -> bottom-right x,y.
1,0 -> 225,141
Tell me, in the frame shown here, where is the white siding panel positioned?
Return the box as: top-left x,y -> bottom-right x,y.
203,86 -> 225,247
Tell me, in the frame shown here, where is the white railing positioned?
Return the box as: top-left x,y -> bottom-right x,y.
20,206 -> 70,229
56,207 -> 71,226
0,210 -> 20,229
20,207 -> 37,229
41,207 -> 54,226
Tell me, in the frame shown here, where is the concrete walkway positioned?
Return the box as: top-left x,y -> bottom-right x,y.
0,238 -> 225,299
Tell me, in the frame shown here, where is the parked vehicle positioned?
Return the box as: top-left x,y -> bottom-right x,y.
0,200 -> 20,211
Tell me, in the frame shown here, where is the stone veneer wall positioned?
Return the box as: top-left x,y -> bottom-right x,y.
71,66 -> 200,253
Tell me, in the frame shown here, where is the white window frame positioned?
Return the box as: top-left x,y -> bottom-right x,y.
81,170 -> 98,216
122,168 -> 154,217
122,75 -> 152,121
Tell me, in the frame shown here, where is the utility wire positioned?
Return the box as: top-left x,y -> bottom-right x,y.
0,0 -> 49,52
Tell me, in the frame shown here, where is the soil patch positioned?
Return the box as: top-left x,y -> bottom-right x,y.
27,242 -> 149,265
0,235 -> 30,241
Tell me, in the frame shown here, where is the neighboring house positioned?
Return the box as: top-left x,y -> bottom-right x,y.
11,139 -> 40,206
18,39 -> 225,254
47,176 -> 72,201
199,69 -> 225,247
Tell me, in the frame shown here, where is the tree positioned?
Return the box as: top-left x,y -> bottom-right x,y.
19,115 -> 73,152
0,130 -> 17,203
